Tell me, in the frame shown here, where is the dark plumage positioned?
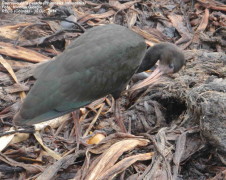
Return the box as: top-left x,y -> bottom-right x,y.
137,43 -> 185,73
13,24 -> 185,126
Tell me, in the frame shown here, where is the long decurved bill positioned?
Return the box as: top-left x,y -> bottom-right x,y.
130,65 -> 173,91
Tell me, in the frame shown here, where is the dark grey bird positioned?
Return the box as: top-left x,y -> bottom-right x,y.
13,24 -> 185,131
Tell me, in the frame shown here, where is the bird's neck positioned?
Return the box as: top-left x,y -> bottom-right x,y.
136,45 -> 163,73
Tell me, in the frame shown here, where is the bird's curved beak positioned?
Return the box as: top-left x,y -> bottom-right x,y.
130,64 -> 173,91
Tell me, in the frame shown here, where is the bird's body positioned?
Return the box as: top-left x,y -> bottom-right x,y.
14,24 -> 147,125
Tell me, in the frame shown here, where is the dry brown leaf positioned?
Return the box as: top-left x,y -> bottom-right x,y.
0,153 -> 44,174
209,169 -> 226,180
0,23 -> 33,40
84,138 -> 149,180
78,10 -> 116,23
131,26 -> 160,43
100,152 -> 154,180
196,8 -> 210,32
34,114 -> 71,131
0,132 -> 15,152
0,56 -> 20,83
34,132 -> 62,160
37,150 -> 85,180
0,42 -> 49,63
9,132 -> 30,144
18,156 -> 43,164
0,62 -> 39,86
197,0 -> 226,11
3,83 -> 29,94
85,1 -> 100,7
0,55 -> 26,99
145,28 -> 171,42
127,9 -> 138,27
74,8 -> 86,18
109,0 -> 140,11
1,59 -> 33,70
0,130 -> 29,154
168,14 -> 192,46
172,132 -> 187,180
46,21 -> 62,32
193,9 -> 210,44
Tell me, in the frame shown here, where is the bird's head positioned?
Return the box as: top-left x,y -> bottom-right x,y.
158,45 -> 185,74
131,43 -> 185,91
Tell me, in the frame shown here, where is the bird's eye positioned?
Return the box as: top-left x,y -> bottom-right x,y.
169,63 -> 174,69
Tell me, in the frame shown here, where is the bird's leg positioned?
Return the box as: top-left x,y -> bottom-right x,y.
72,110 -> 94,147
114,99 -> 127,133
72,110 -> 82,149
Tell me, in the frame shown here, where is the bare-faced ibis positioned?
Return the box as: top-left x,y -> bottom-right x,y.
13,24 -> 185,131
